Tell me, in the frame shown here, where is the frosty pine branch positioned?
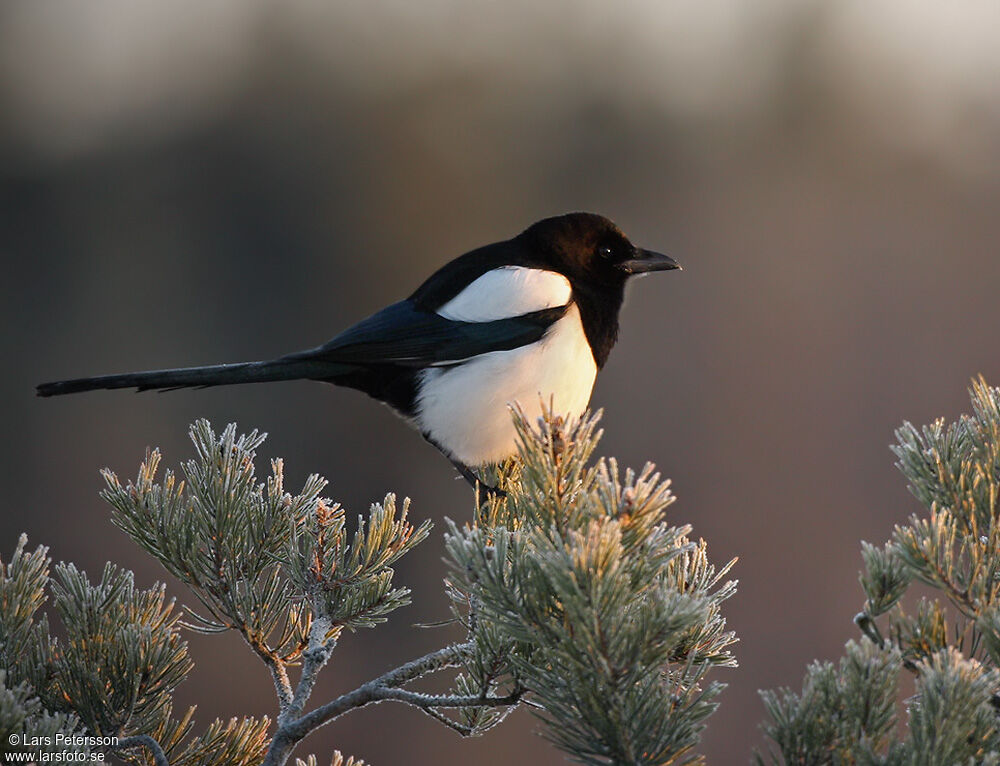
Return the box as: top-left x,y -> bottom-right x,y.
14,376 -> 998,763
1,409 -> 735,765
757,377 -> 1000,764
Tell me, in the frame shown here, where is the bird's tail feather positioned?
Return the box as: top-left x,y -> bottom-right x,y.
36,356 -> 352,397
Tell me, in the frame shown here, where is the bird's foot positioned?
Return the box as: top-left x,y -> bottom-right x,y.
451,459 -> 507,498
476,481 -> 507,499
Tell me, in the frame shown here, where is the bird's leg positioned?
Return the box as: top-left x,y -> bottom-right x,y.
449,458 -> 507,499
421,432 -> 507,497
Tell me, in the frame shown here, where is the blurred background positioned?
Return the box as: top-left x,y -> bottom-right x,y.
3,1 -> 1000,762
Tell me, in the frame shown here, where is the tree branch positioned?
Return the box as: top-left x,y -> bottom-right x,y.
260,650 -> 295,714
368,686 -> 523,709
285,643 -> 473,738
375,642 -> 471,689
281,615 -> 336,727
419,704 -> 477,735
263,642 -> 517,766
116,734 -> 170,766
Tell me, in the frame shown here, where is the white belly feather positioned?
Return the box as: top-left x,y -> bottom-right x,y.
416,302 -> 597,465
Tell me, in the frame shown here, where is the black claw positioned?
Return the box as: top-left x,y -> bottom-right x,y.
478,482 -> 507,499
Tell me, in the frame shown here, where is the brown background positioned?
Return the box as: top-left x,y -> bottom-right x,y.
3,2 -> 1000,763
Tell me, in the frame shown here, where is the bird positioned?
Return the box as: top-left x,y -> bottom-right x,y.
37,212 -> 680,488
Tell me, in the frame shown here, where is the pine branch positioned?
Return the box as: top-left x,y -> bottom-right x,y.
263,652 -> 295,717
759,378 -> 1000,764
281,617 -> 336,728
445,407 -> 737,765
263,642 -> 498,766
101,421 -> 324,663
367,687 -> 523,709
20,411 -> 738,765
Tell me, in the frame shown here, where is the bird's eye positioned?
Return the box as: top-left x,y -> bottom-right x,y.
597,245 -> 614,259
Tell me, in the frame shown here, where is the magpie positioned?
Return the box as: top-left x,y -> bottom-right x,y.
37,213 -> 679,486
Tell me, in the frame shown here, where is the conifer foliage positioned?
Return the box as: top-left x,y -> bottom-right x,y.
0,533 -> 271,765
14,378 -> 999,765
1,410 -> 736,765
445,409 -> 738,764
758,378 -> 1000,764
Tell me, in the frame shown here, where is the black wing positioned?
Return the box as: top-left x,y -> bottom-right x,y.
290,299 -> 568,367
36,300 -> 569,398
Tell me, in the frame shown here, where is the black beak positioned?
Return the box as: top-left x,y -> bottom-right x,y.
617,249 -> 681,275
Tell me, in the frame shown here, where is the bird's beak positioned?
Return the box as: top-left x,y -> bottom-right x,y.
617,249 -> 681,275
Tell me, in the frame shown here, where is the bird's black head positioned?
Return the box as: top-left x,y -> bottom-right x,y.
518,212 -> 680,368
518,212 -> 680,291
408,211 -> 679,369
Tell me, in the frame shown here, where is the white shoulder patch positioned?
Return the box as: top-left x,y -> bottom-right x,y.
437,266 -> 572,322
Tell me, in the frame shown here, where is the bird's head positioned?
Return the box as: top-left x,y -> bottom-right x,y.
519,212 -> 680,291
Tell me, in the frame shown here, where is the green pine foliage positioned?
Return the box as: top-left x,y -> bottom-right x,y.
285,494 -> 430,637
99,420 -> 430,766
0,537 -> 89,758
0,535 -> 57,708
758,378 -> 1000,764
15,378 -> 1000,765
445,409 -> 738,765
51,562 -> 193,739
0,669 -> 89,758
0,533 -> 270,765
100,421 -> 328,661
757,641 -> 901,764
4,411 -> 737,764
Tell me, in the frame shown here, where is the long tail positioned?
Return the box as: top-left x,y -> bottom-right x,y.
36,356 -> 352,397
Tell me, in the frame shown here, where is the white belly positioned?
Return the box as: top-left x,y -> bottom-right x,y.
415,303 -> 597,465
